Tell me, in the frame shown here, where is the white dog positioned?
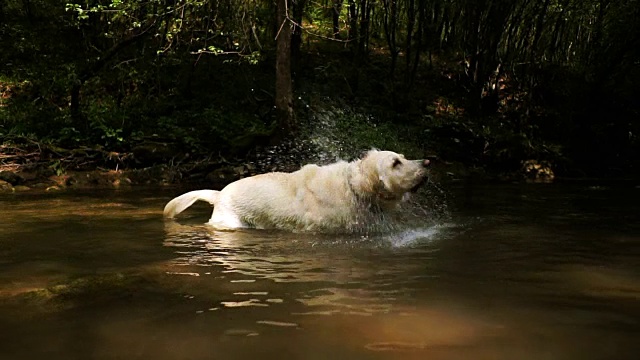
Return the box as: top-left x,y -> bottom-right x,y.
163,150 -> 430,232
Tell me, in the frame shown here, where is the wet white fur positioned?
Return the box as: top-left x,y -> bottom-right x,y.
163,150 -> 427,232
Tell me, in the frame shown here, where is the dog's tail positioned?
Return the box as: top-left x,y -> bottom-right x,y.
163,190 -> 219,218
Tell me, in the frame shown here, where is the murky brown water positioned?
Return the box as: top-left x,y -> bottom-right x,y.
1,183 -> 639,359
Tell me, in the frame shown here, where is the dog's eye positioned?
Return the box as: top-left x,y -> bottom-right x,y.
392,158 -> 402,168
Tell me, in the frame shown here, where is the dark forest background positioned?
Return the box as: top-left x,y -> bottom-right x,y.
1,0 -> 639,181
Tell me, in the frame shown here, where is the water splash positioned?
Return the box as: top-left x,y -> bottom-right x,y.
247,103 -> 452,235
251,104 -> 390,172
387,227 -> 442,247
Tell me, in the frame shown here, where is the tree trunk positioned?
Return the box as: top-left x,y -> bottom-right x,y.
274,0 -> 295,140
332,0 -> 343,38
382,0 -> 398,78
408,0 -> 426,86
348,0 -> 358,46
358,0 -> 372,58
21,0 -> 33,22
291,0 -> 307,72
405,0 -> 415,74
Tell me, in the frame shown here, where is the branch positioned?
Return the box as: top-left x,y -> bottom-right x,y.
276,4 -> 352,44
79,17 -> 160,84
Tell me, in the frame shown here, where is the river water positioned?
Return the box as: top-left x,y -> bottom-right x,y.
0,182 -> 638,359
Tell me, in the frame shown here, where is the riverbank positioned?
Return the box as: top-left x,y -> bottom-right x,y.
0,142 -> 556,193
0,151 -> 556,193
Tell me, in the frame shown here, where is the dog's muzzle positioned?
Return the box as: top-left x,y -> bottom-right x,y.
410,177 -> 427,193
409,159 -> 431,193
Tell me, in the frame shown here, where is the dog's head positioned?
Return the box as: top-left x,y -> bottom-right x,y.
352,150 -> 430,201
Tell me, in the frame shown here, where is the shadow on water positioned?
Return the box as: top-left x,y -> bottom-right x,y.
0,183 -> 639,359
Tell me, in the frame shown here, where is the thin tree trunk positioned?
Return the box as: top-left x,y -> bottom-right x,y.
504,0 -> 530,61
291,0 -> 307,72
405,0 -> 415,74
274,0 -> 295,139
382,0 -> 398,77
348,0 -> 358,45
436,1 -> 451,49
21,0 -> 33,22
333,0 -> 343,38
409,0 -> 426,86
358,0 -> 372,59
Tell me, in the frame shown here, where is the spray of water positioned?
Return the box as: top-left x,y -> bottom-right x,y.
387,226 -> 443,247
249,104 -> 452,244
251,104 -> 390,172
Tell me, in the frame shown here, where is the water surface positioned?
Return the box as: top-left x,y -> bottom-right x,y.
1,183 -> 638,359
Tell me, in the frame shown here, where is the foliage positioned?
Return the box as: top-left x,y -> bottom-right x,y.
0,0 -> 638,177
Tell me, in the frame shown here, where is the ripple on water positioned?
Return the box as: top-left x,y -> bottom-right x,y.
256,320 -> 299,327
221,299 -> 269,308
364,342 -> 426,352
224,329 -> 260,337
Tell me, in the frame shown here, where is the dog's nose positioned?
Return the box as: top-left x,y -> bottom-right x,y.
422,159 -> 431,167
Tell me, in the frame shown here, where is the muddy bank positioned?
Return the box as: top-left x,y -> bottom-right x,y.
0,156 -> 558,193
0,166 -> 263,192
0,136 -> 559,193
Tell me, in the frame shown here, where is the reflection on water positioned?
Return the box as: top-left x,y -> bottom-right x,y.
0,184 -> 639,359
163,221 -> 451,318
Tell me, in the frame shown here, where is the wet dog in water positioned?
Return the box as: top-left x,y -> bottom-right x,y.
163,150 -> 430,232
